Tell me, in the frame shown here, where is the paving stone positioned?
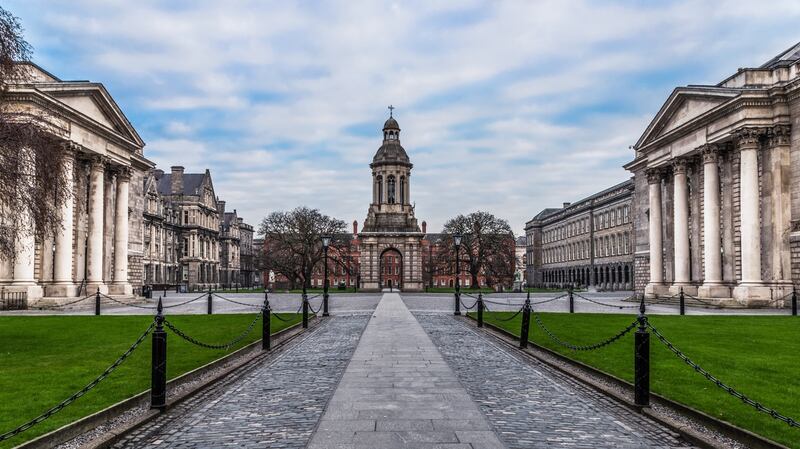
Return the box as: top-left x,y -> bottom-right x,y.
415,313 -> 695,449
307,293 -> 504,449
111,315 -> 369,449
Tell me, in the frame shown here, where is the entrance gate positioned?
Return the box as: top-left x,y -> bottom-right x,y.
380,248 -> 402,290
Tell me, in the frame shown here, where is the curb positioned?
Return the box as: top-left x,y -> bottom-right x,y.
464,314 -> 790,449
14,316 -> 317,449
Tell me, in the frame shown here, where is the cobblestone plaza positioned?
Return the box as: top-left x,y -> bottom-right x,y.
50,292 -> 709,449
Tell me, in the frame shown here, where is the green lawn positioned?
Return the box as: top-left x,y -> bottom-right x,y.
476,311 -> 800,448
0,313 -> 302,448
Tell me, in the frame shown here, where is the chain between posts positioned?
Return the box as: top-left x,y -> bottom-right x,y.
648,322 -> 800,427
533,314 -> 638,351
0,322 -> 155,442
164,313 -> 263,350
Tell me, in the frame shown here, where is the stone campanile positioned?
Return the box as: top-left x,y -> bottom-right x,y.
359,108 -> 424,291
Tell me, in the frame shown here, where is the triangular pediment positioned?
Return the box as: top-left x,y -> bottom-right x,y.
635,87 -> 739,149
38,84 -> 144,147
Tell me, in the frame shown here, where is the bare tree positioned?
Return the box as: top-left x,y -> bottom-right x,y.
0,6 -> 71,259
258,207 -> 347,290
436,211 -> 515,289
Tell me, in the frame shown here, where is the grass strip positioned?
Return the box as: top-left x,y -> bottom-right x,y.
477,311 -> 800,449
0,313 -> 301,448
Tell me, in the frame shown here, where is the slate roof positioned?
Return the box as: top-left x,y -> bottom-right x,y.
155,173 -> 206,196
373,142 -> 411,165
760,41 -> 800,69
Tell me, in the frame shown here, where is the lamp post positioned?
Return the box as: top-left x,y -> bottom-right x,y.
322,235 -> 331,317
454,234 -> 462,316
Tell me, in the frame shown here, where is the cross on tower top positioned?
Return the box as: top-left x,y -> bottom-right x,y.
388,105 -> 394,117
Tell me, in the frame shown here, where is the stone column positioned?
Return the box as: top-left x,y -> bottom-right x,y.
698,145 -> 728,298
733,128 -> 770,302
86,156 -> 108,294
49,150 -> 77,297
110,167 -> 132,296
645,169 -> 666,296
670,159 -> 692,294
767,125 -> 792,290
10,148 -> 44,300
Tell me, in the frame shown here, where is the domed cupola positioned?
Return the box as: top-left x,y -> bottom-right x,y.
372,106 -> 411,167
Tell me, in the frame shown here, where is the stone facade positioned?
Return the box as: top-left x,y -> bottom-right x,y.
624,42 -> 800,305
0,63 -> 152,303
525,181 -> 634,291
359,113 -> 424,291
142,168 -> 256,292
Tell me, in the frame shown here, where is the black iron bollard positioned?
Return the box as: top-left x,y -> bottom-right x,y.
477,293 -> 484,328
679,287 -> 685,316
568,288 -> 574,314
302,293 -> 309,329
164,287 -> 167,298
519,295 -> 531,349
95,288 -> 101,316
207,289 -> 213,315
634,296 -> 650,407
262,292 -> 271,351
323,280 -> 330,317
175,284 -> 179,294
151,298 -> 167,410
454,291 -> 461,316
793,288 -> 797,316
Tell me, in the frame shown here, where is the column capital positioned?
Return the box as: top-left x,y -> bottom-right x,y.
88,154 -> 109,172
645,168 -> 663,185
700,144 -> 720,164
672,158 -> 688,175
767,124 -> 791,147
733,126 -> 767,150
113,165 -> 133,181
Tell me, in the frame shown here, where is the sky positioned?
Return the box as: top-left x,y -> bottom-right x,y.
7,1 -> 800,235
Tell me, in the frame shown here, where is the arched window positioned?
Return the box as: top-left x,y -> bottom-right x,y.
387,175 -> 396,204
377,176 -> 383,203
400,176 -> 405,204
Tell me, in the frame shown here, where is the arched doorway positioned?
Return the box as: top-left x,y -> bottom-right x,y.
380,248 -> 402,290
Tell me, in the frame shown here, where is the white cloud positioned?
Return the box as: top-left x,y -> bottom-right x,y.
8,0 -> 800,233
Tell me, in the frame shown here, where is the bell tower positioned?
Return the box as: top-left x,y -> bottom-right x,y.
359,107 -> 424,291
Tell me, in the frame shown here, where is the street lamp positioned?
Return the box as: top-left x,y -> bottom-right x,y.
453,234 -> 462,316
322,235 -> 331,317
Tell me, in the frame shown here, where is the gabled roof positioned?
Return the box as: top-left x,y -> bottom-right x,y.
760,41 -> 800,69
13,62 -> 145,149
633,86 -> 739,150
155,173 -> 206,196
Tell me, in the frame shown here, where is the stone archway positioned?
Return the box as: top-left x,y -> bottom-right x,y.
380,248 -> 403,290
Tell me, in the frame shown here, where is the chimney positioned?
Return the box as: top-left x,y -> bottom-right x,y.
217,200 -> 226,215
563,202 -> 571,208
152,168 -> 164,178
422,220 -> 427,234
170,166 -> 184,194
353,220 -> 358,235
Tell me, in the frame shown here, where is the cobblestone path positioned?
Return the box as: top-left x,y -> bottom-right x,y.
308,293 -> 505,448
112,315 -> 369,449
415,313 -> 695,449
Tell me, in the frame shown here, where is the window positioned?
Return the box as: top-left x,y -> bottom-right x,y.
387,175 -> 396,204
400,176 -> 405,204
184,211 -> 188,224
377,176 -> 383,203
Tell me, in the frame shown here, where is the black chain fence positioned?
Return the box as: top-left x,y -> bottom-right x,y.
0,322 -> 155,442
212,293 -> 262,308
573,293 -> 640,309
533,314 -> 638,351
647,323 -> 800,428
164,313 -> 262,351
